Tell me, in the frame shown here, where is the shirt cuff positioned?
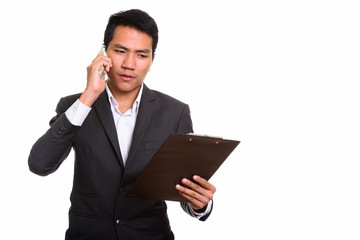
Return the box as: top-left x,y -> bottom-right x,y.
65,99 -> 92,126
187,199 -> 213,220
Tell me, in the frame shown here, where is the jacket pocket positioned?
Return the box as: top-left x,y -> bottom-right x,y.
69,191 -> 98,218
79,192 -> 97,198
69,211 -> 97,218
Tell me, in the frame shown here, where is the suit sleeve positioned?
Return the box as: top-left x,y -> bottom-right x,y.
28,97 -> 81,176
176,104 -> 193,134
177,104 -> 213,221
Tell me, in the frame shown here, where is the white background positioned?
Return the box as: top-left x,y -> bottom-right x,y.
1,0 -> 360,239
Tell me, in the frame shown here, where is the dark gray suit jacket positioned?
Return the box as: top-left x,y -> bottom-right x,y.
28,84 -> 212,240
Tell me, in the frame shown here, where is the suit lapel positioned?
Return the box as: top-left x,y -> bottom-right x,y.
125,85 -> 155,168
93,90 -> 124,168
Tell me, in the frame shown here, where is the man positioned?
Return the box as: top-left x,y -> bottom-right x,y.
29,9 -> 216,240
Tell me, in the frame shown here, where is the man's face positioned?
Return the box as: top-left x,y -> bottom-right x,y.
106,25 -> 154,95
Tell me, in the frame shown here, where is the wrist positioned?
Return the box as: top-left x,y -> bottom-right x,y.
79,89 -> 101,107
193,204 -> 208,213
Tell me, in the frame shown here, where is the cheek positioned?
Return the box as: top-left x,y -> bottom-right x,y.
138,67 -> 151,80
109,58 -> 121,71
140,62 -> 152,75
142,65 -> 151,74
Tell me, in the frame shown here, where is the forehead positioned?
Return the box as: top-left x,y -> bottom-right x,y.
110,25 -> 152,51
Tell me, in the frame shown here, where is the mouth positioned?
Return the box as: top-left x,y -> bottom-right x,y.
119,74 -> 135,81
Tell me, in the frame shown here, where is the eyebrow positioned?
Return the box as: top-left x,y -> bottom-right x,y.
114,43 -> 151,54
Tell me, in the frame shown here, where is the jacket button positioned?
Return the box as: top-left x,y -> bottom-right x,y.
116,219 -> 125,225
119,188 -> 127,194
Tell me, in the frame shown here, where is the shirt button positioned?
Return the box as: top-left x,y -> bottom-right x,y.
119,188 -> 127,194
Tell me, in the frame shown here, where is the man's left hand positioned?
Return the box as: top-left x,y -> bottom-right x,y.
176,175 -> 216,210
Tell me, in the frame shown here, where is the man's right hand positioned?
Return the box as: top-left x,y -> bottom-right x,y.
79,48 -> 112,107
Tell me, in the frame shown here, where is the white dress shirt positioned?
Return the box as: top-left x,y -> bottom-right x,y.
64,82 -> 212,219
105,83 -> 143,164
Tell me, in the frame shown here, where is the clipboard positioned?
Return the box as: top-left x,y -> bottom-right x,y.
126,134 -> 240,202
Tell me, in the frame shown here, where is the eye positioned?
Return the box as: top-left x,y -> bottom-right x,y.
138,54 -> 148,59
115,49 -> 126,54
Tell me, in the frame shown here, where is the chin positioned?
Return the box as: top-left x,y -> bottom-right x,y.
111,80 -> 142,93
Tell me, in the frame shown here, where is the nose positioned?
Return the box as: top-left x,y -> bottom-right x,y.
121,53 -> 136,70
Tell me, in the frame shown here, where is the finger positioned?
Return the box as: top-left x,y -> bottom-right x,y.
181,178 -> 204,193
193,175 -> 216,193
177,191 -> 204,209
100,57 -> 112,69
99,62 -> 112,79
175,183 -> 209,204
92,51 -> 111,65
181,178 -> 214,200
92,58 -> 111,72
102,61 -> 112,76
105,58 -> 112,71
176,185 -> 210,210
98,45 -> 105,56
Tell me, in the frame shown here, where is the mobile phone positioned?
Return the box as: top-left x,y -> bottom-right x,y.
99,44 -> 107,78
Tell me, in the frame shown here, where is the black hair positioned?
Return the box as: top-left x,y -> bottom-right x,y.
103,9 -> 158,58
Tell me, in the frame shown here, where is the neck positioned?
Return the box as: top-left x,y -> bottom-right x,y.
107,81 -> 141,114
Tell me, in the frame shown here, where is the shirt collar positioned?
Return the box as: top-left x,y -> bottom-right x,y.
105,81 -> 143,114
